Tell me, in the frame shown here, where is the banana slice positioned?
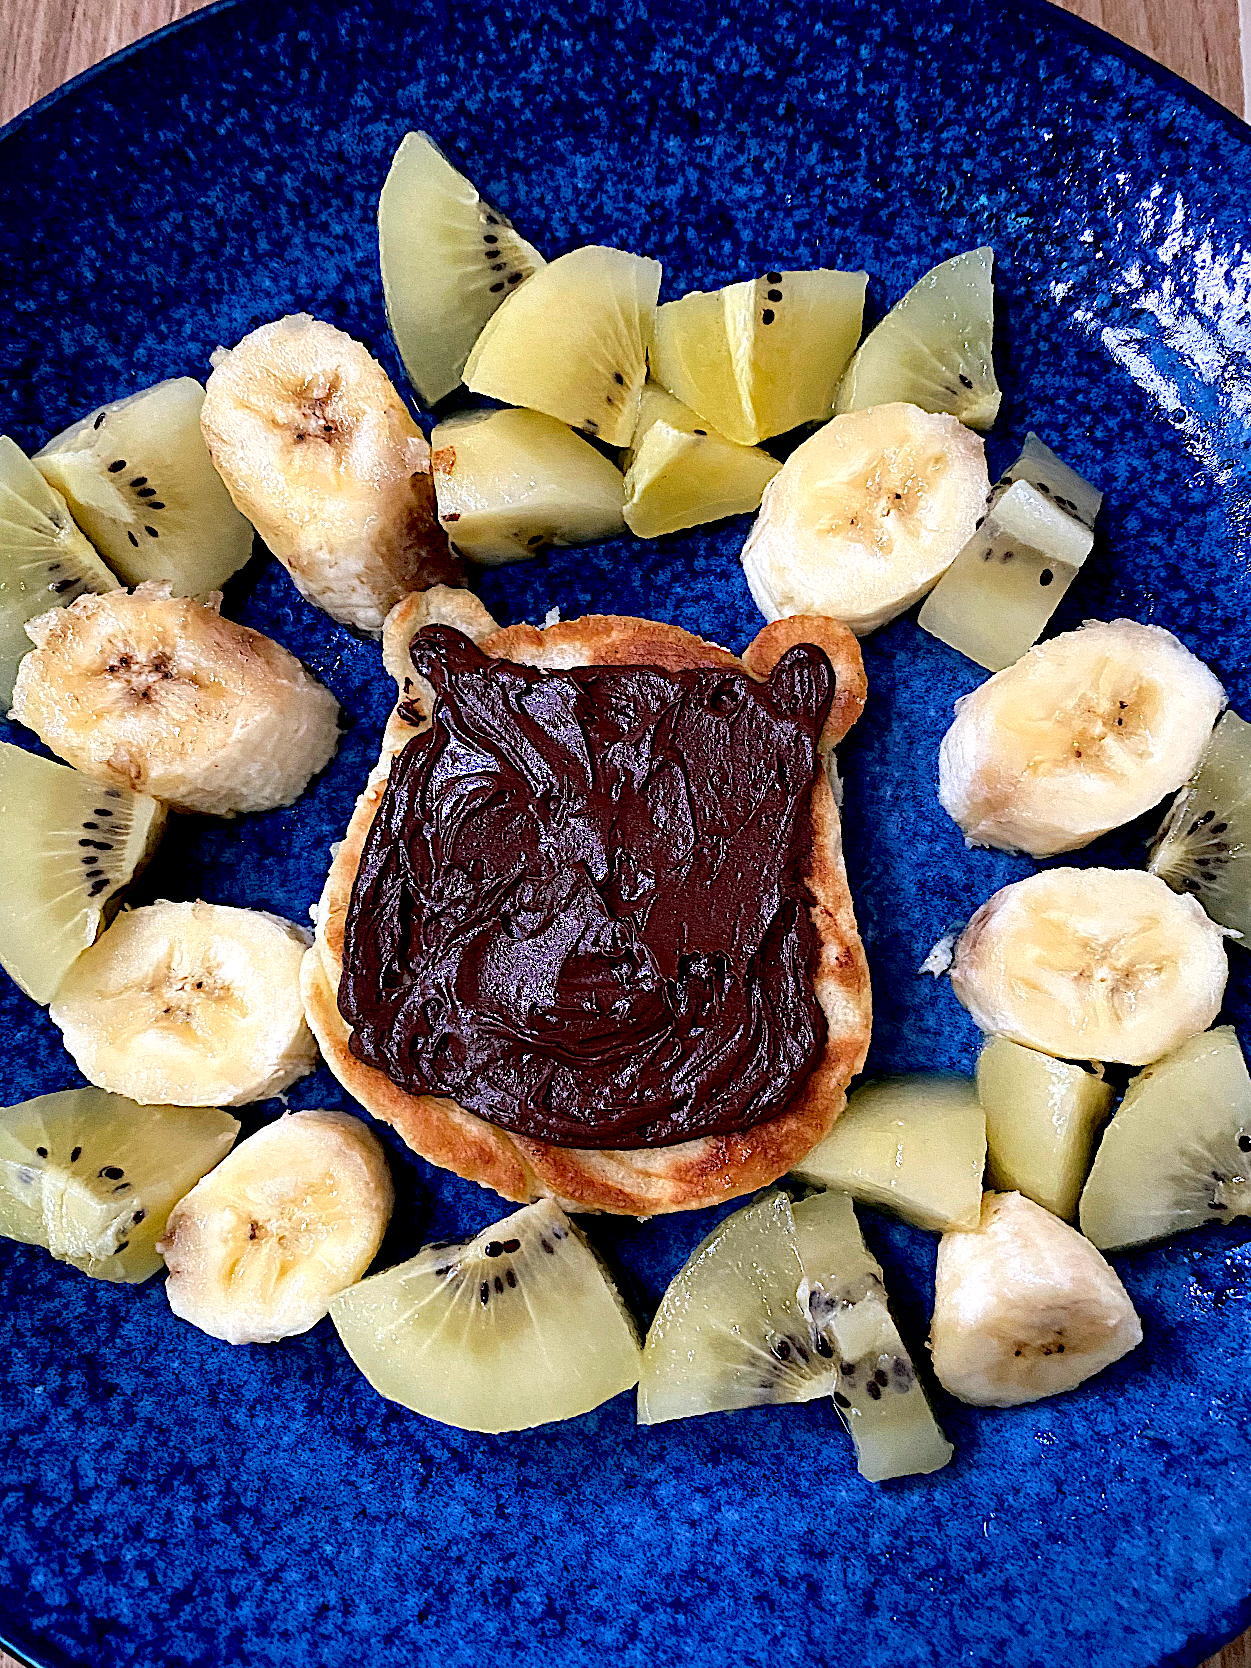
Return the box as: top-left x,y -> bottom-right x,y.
10,582 -> 339,816
929,1191 -> 1142,1406
200,314 -> 463,633
938,619 -> 1226,856
49,900 -> 318,1106
949,867 -> 1227,1066
740,402 -> 988,633
158,1109 -> 393,1344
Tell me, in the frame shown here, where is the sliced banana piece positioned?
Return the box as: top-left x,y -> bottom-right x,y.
10,582 -> 339,816
740,402 -> 988,633
950,867 -> 1228,1066
50,900 -> 318,1107
929,1191 -> 1142,1406
159,1109 -> 392,1344
200,314 -> 462,633
938,619 -> 1226,856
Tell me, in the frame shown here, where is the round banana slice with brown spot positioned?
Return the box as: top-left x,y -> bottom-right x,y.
938,619 -> 1226,857
740,401 -> 987,634
10,583 -> 339,816
200,313 -> 462,633
950,867 -> 1227,1066
930,1191 -> 1142,1407
159,1109 -> 393,1345
50,900 -> 318,1107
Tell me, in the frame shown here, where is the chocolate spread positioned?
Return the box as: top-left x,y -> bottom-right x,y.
340,625 -> 834,1149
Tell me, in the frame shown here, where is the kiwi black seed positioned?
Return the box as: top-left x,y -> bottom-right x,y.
0,439 -> 120,705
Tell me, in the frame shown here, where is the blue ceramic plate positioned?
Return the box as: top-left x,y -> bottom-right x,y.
2,2 -> 1250,1664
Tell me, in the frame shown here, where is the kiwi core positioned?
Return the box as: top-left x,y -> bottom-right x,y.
340,626 -> 833,1147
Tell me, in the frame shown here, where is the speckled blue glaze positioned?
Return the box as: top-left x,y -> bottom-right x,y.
1,2 -> 1250,1665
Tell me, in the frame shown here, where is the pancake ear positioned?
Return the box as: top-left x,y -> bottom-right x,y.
740,616 -> 866,748
409,623 -> 491,682
767,644 -> 834,733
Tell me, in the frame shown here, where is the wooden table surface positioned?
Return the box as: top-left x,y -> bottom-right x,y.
0,2 -> 1248,1666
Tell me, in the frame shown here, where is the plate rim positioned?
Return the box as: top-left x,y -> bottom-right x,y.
0,1 -> 1249,1666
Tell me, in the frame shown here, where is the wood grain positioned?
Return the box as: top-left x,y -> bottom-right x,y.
0,2 -> 1247,1668
1,0 -> 209,126
1058,0 -> 1245,114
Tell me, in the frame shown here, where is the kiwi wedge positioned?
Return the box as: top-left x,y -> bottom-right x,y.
35,378 -> 254,592
0,434 -> 118,705
463,245 -> 662,447
0,741 -> 165,1004
836,248 -> 1001,430
1079,1027 -> 1251,1250
977,1037 -> 1113,1220
1149,710 -> 1251,937
637,1191 -> 836,1424
621,387 -> 780,538
0,1088 -> 238,1282
999,430 -> 1102,528
330,1200 -> 640,1431
649,288 -> 747,443
379,132 -> 545,407
791,1076 -> 986,1232
918,435 -> 1102,672
650,268 -> 866,446
430,406 -> 626,564
793,1191 -> 952,1481
728,268 -> 867,441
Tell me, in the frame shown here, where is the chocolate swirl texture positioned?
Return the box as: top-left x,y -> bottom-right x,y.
339,624 -> 835,1148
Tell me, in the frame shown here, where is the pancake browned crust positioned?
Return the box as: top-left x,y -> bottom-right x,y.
302,587 -> 872,1214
